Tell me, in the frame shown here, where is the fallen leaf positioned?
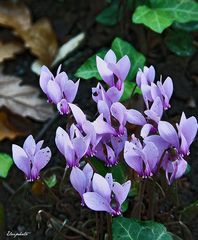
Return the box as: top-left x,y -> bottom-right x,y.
0,41 -> 24,63
52,32 -> 85,66
0,74 -> 54,121
20,18 -> 58,65
0,108 -> 32,141
0,2 -> 57,65
31,32 -> 86,75
0,2 -> 31,32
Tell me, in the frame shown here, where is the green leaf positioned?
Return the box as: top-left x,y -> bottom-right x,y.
0,153 -> 13,178
44,174 -> 57,188
75,50 -> 107,80
89,157 -> 109,176
96,0 -> 123,26
181,200 -> 198,221
165,30 -> 195,56
112,217 -> 173,240
174,21 -> 198,32
132,0 -> 198,33
121,82 -> 141,102
111,162 -> 127,182
111,37 -> 146,81
133,5 -> 173,33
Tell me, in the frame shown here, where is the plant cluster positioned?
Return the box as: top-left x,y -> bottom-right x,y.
12,48 -> 197,231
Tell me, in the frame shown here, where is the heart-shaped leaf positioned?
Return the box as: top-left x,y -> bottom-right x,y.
165,30 -> 195,56
112,217 -> 173,240
132,0 -> 198,33
0,153 -> 13,178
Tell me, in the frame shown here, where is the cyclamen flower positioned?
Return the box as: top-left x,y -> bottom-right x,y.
95,130 -> 127,166
96,49 -> 130,90
136,66 -> 173,110
124,135 -> 159,177
55,126 -> 89,168
156,115 -> 198,184
70,163 -> 93,204
39,65 -> 79,115
125,97 -> 163,138
150,77 -> 173,110
83,173 -> 131,216
92,83 -> 123,107
12,135 -> 51,181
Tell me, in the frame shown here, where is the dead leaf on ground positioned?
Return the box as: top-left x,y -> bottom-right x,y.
0,41 -> 24,63
20,18 -> 58,65
0,108 -> 32,141
0,74 -> 54,121
0,2 -> 57,65
0,2 -> 31,32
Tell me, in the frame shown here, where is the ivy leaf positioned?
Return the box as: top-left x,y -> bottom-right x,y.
0,153 -> 13,178
132,0 -> 198,33
174,21 -> 198,32
133,5 -> 173,33
165,30 -> 195,56
96,0 -> 123,26
111,37 -> 146,81
112,217 -> 173,240
44,174 -> 57,188
75,50 -> 106,80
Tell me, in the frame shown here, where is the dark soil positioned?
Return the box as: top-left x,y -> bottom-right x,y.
0,0 -> 198,239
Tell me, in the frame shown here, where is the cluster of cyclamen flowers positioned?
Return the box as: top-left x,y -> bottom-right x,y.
12,49 -> 198,216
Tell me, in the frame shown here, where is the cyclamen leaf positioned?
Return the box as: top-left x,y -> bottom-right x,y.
0,75 -> 54,121
121,82 -> 141,102
0,153 -> 13,178
75,50 -> 107,80
132,0 -> 198,33
112,217 -> 173,240
75,38 -> 145,82
111,37 -> 146,81
96,0 -> 123,26
165,30 -> 195,56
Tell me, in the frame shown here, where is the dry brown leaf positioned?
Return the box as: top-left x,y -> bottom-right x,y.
0,108 -> 32,141
0,2 -> 31,32
19,18 -> 58,65
0,2 -> 57,65
0,41 -> 24,63
0,74 -> 54,121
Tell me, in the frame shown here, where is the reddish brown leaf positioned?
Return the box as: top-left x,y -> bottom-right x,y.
0,2 -> 31,32
0,108 -> 32,141
20,18 -> 58,65
0,41 -> 24,63
0,2 -> 57,65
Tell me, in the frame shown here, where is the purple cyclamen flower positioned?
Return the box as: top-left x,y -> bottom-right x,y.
151,77 -> 173,110
124,135 -> 159,177
39,65 -> 79,115
157,115 -> 197,184
125,97 -> 163,138
96,49 -> 130,90
55,126 -> 89,168
136,66 -> 173,110
177,112 -> 198,156
95,130 -> 127,166
83,173 -> 131,216
12,135 -> 51,181
92,83 -> 123,107
70,163 -> 93,205
136,65 -> 155,88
